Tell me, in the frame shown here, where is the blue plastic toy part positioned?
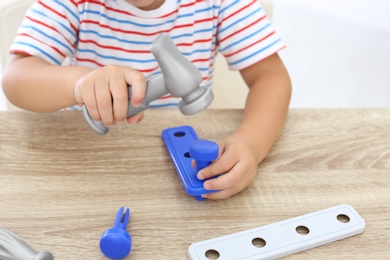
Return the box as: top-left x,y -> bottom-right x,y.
190,139 -> 219,173
100,207 -> 132,259
162,125 -> 219,201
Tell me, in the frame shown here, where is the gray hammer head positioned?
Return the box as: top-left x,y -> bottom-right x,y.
0,228 -> 54,260
82,33 -> 213,135
150,33 -> 214,116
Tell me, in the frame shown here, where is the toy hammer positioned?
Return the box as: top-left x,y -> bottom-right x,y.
82,33 -> 214,135
0,228 -> 54,260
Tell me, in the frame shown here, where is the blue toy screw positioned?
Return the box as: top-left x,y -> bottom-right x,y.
190,140 -> 219,173
190,140 -> 219,200
100,207 -> 132,259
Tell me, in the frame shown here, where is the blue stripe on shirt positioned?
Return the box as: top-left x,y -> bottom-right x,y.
80,10 -> 174,28
194,6 -> 214,14
77,47 -> 211,70
78,29 -> 152,45
78,30 -> 216,46
79,4 -> 215,28
30,8 -> 77,41
219,0 -> 240,15
228,38 -> 282,66
219,7 -> 263,35
21,25 -> 74,55
219,23 -> 272,52
146,71 -> 162,81
54,0 -> 79,22
77,31 -> 213,57
14,41 -> 61,65
169,28 -> 215,40
77,49 -> 156,63
181,49 -> 211,55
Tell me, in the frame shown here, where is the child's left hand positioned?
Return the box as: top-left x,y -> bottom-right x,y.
196,132 -> 261,200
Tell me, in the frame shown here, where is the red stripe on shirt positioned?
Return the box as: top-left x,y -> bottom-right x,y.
76,57 -> 105,67
80,20 -> 170,36
38,1 -> 78,33
9,49 -> 32,56
26,16 -> 75,48
17,33 -> 67,58
70,0 -> 78,8
80,16 -> 215,37
218,0 -> 256,27
78,0 -> 136,17
78,38 -> 150,54
176,37 -> 213,46
159,95 -> 173,99
76,57 -> 159,73
78,0 -> 177,19
224,31 -> 275,58
219,16 -> 266,43
192,58 -> 211,63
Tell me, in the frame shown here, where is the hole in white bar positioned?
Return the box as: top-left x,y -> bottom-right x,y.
252,237 -> 266,248
296,225 -> 310,235
205,249 -> 220,259
337,214 -> 350,223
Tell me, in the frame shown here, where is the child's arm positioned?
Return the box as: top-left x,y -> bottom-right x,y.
197,53 -> 292,199
2,54 -> 146,125
3,54 -> 91,111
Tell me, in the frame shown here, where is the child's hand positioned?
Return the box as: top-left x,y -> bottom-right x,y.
196,132 -> 260,200
74,65 -> 147,126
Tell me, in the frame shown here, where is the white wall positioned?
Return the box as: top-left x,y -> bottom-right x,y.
272,0 -> 390,108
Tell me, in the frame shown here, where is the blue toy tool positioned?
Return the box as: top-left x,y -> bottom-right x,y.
100,207 -> 132,259
190,139 -> 219,173
162,125 -> 219,200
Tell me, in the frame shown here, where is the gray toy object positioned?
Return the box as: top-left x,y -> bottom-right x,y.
0,228 -> 54,260
82,33 -> 214,135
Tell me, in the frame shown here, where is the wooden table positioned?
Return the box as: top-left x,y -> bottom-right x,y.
0,109 -> 389,259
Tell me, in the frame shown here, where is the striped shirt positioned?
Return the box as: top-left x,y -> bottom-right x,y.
10,0 -> 285,108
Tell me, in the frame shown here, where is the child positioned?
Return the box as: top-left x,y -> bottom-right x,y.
2,0 -> 291,199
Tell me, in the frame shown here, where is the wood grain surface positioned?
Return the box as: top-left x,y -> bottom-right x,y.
0,108 -> 389,259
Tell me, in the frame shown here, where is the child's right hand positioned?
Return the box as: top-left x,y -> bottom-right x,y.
74,65 -> 147,127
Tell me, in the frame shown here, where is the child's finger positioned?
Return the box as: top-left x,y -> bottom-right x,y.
127,112 -> 144,124
197,149 -> 235,180
124,70 -> 146,108
202,164 -> 243,191
201,185 -> 241,200
110,78 -> 129,123
95,80 -> 114,126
